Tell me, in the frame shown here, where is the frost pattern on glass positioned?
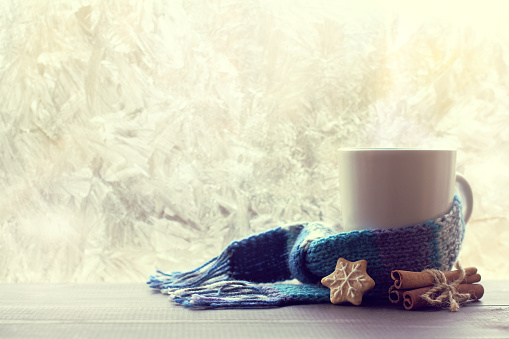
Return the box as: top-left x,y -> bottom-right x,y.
0,0 -> 507,282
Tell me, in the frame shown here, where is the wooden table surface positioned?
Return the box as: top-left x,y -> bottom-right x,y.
1,281 -> 508,338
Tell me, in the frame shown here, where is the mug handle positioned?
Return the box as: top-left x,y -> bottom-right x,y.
455,173 -> 474,224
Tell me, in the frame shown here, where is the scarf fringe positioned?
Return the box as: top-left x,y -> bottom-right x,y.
168,281 -> 289,308
147,250 -> 231,290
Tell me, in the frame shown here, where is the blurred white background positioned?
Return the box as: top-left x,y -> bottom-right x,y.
1,0 -> 508,282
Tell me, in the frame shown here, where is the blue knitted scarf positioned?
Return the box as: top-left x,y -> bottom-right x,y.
148,196 -> 465,308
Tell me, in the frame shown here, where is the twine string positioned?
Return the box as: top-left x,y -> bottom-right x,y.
421,263 -> 472,312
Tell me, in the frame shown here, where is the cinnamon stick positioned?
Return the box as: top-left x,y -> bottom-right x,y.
402,284 -> 484,310
388,285 -> 405,304
391,267 -> 479,289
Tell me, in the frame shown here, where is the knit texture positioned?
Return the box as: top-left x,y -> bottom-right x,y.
149,196 -> 465,308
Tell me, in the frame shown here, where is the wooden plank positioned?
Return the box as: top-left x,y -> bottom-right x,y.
0,281 -> 508,339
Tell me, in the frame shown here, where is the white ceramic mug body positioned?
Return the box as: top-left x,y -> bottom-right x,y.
338,148 -> 473,231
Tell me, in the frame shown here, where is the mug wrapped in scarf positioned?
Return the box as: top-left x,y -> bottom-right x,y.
148,196 -> 466,308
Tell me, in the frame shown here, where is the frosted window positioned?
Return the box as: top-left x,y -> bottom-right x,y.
0,0 -> 507,282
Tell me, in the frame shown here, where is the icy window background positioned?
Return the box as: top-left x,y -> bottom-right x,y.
1,0 -> 508,282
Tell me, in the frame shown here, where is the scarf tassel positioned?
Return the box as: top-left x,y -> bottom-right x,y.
169,281 -> 289,308
148,249 -> 232,290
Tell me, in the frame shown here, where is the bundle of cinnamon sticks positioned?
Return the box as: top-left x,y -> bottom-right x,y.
389,267 -> 484,310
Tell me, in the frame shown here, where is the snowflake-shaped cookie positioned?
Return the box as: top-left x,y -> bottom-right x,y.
321,258 -> 375,306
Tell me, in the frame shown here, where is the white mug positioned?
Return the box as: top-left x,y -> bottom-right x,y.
338,148 -> 473,231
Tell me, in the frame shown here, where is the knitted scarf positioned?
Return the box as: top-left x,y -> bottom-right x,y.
148,196 -> 465,308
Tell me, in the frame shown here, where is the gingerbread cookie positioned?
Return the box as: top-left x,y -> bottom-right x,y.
321,258 -> 375,306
